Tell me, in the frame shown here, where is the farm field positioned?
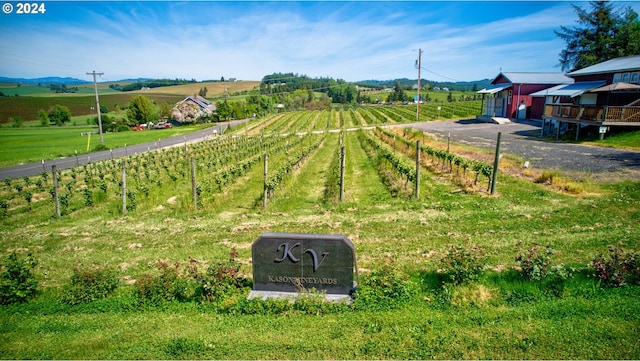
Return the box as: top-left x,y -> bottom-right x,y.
0,107 -> 639,359
0,81 -> 260,122
129,80 -> 260,97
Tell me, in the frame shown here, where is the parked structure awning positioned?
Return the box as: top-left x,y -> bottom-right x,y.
477,83 -> 511,94
530,81 -> 606,98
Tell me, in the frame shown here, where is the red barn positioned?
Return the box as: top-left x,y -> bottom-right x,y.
477,72 -> 573,122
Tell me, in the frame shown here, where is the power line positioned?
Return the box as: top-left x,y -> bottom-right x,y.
419,66 -> 461,83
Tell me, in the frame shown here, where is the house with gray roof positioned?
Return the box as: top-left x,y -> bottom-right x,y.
530,55 -> 640,140
171,94 -> 217,123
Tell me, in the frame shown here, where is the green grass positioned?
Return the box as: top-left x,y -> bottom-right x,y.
0,110 -> 639,359
0,123 -> 214,167
582,129 -> 640,150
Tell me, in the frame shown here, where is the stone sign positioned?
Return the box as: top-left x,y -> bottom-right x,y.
251,233 -> 356,296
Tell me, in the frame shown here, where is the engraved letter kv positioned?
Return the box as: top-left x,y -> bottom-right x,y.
275,242 -> 328,271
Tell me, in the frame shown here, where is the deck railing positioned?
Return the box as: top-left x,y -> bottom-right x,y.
605,106 -> 640,123
543,104 -> 640,124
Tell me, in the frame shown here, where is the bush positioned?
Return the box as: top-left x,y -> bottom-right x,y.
352,261 -> 416,310
0,199 -> 8,218
0,252 -> 39,305
515,244 -> 572,296
592,246 -> 640,287
93,144 -> 109,152
515,244 -> 553,281
439,244 -> 486,285
134,260 -> 193,305
62,264 -> 120,305
192,249 -> 249,302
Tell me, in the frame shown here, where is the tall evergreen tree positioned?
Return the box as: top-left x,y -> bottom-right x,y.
555,1 -> 640,72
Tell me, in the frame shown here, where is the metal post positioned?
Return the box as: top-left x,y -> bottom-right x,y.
490,132 -> 502,195
121,161 -> 127,214
339,146 -> 346,202
263,153 -> 268,208
191,158 -> 197,210
415,140 -> 421,198
52,165 -> 60,218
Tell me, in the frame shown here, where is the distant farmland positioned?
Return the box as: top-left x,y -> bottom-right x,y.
0,93 -> 183,122
0,81 -> 260,122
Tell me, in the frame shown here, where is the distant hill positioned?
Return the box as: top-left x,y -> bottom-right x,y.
356,78 -> 492,92
0,76 -> 91,85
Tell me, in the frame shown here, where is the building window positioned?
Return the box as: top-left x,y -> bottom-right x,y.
622,73 -> 630,82
508,90 -> 512,104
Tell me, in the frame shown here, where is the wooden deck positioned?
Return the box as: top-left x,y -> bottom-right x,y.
543,103 -> 640,126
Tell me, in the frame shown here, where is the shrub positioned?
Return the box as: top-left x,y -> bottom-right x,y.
592,246 -> 640,287
192,249 -> 249,302
439,244 -> 486,285
93,144 -> 109,152
0,200 -> 8,218
515,244 -> 553,281
352,261 -> 416,310
514,244 -> 573,297
134,260 -> 193,305
0,252 -> 39,305
62,264 -> 120,305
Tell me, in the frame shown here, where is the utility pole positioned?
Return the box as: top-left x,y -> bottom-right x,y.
87,71 -> 105,145
416,49 -> 422,122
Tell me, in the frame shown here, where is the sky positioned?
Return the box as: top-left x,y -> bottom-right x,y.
1,1 -> 640,83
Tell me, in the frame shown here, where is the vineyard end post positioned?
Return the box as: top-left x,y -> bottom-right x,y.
415,140 -> 421,198
121,161 -> 127,214
263,153 -> 268,208
339,146 -> 346,202
190,158 -> 197,211
52,165 -> 60,218
490,132 -> 502,195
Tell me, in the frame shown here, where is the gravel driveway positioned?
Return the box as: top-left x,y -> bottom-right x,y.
400,119 -> 640,181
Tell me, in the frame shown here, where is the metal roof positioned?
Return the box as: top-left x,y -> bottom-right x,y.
497,72 -> 574,85
477,83 -> 511,94
529,81 -> 606,97
568,55 -> 640,76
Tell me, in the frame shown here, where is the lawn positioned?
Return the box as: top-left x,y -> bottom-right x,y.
0,109 -> 639,359
0,123 -> 214,167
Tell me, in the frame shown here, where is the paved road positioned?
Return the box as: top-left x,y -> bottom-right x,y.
0,119 -> 249,180
400,119 -> 640,181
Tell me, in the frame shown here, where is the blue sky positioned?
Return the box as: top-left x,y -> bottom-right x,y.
2,1 -> 639,82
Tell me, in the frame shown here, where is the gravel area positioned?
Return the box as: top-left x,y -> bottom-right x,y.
399,119 -> 640,181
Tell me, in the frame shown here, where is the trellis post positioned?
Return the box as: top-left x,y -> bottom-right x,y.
490,132 -> 502,195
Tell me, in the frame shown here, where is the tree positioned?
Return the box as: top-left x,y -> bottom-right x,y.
158,102 -> 174,120
216,100 -> 232,121
47,104 -> 71,126
37,109 -> 49,126
387,81 -> 407,103
556,1 -> 640,72
126,95 -> 156,124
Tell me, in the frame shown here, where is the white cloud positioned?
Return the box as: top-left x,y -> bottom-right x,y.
3,1 -> 634,82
